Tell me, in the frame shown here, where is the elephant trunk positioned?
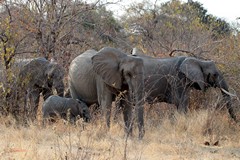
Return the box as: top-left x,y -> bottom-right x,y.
55,81 -> 65,97
218,77 -> 237,121
132,75 -> 145,139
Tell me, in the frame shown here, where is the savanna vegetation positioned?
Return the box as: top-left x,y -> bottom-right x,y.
0,0 -> 240,159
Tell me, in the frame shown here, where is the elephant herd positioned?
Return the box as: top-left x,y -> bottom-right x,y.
15,47 -> 237,139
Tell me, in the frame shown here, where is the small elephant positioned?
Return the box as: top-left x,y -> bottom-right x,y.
42,95 -> 90,123
17,57 -> 65,120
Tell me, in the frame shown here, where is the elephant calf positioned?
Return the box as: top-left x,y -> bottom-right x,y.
42,95 -> 90,124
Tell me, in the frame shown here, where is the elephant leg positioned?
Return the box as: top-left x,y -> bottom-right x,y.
97,82 -> 113,128
11,88 -> 25,125
29,87 -> 41,121
136,101 -> 145,139
70,115 -> 76,125
100,94 -> 113,128
113,98 -> 123,122
69,81 -> 78,99
174,86 -> 190,114
121,94 -> 133,137
23,89 -> 29,123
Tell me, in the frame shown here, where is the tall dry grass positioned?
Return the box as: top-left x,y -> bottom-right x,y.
0,102 -> 240,160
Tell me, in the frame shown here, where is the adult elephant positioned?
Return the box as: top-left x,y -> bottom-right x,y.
132,49 -> 237,121
18,57 -> 65,120
69,47 -> 145,139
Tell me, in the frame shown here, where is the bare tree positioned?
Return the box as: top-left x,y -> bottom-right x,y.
121,0 -> 224,57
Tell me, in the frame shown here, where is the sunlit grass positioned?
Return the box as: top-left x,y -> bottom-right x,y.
0,102 -> 240,160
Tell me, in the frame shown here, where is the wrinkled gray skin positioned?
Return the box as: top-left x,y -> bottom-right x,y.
69,47 -> 145,139
42,95 -> 90,123
132,50 -> 236,121
17,57 -> 65,120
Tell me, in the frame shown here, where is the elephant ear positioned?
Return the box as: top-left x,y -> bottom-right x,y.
92,47 -> 127,90
46,62 -> 61,84
179,58 -> 205,90
46,60 -> 61,76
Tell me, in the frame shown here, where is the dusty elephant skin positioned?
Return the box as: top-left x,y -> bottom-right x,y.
17,57 -> 65,120
42,95 -> 90,123
131,50 -> 237,121
68,47 -> 145,139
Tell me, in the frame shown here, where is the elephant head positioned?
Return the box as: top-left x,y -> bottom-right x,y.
179,57 -> 236,121
46,61 -> 65,97
19,58 -> 64,97
76,99 -> 91,122
92,47 -> 145,139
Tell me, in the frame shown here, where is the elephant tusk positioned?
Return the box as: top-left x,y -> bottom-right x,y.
220,88 -> 237,97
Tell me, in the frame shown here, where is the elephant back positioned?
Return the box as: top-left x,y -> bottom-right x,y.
43,95 -> 66,113
71,50 -> 96,69
69,49 -> 97,77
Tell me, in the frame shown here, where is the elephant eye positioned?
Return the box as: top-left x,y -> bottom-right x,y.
49,73 -> 55,79
125,72 -> 132,78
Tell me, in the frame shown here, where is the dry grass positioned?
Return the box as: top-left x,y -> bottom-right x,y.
0,103 -> 240,160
